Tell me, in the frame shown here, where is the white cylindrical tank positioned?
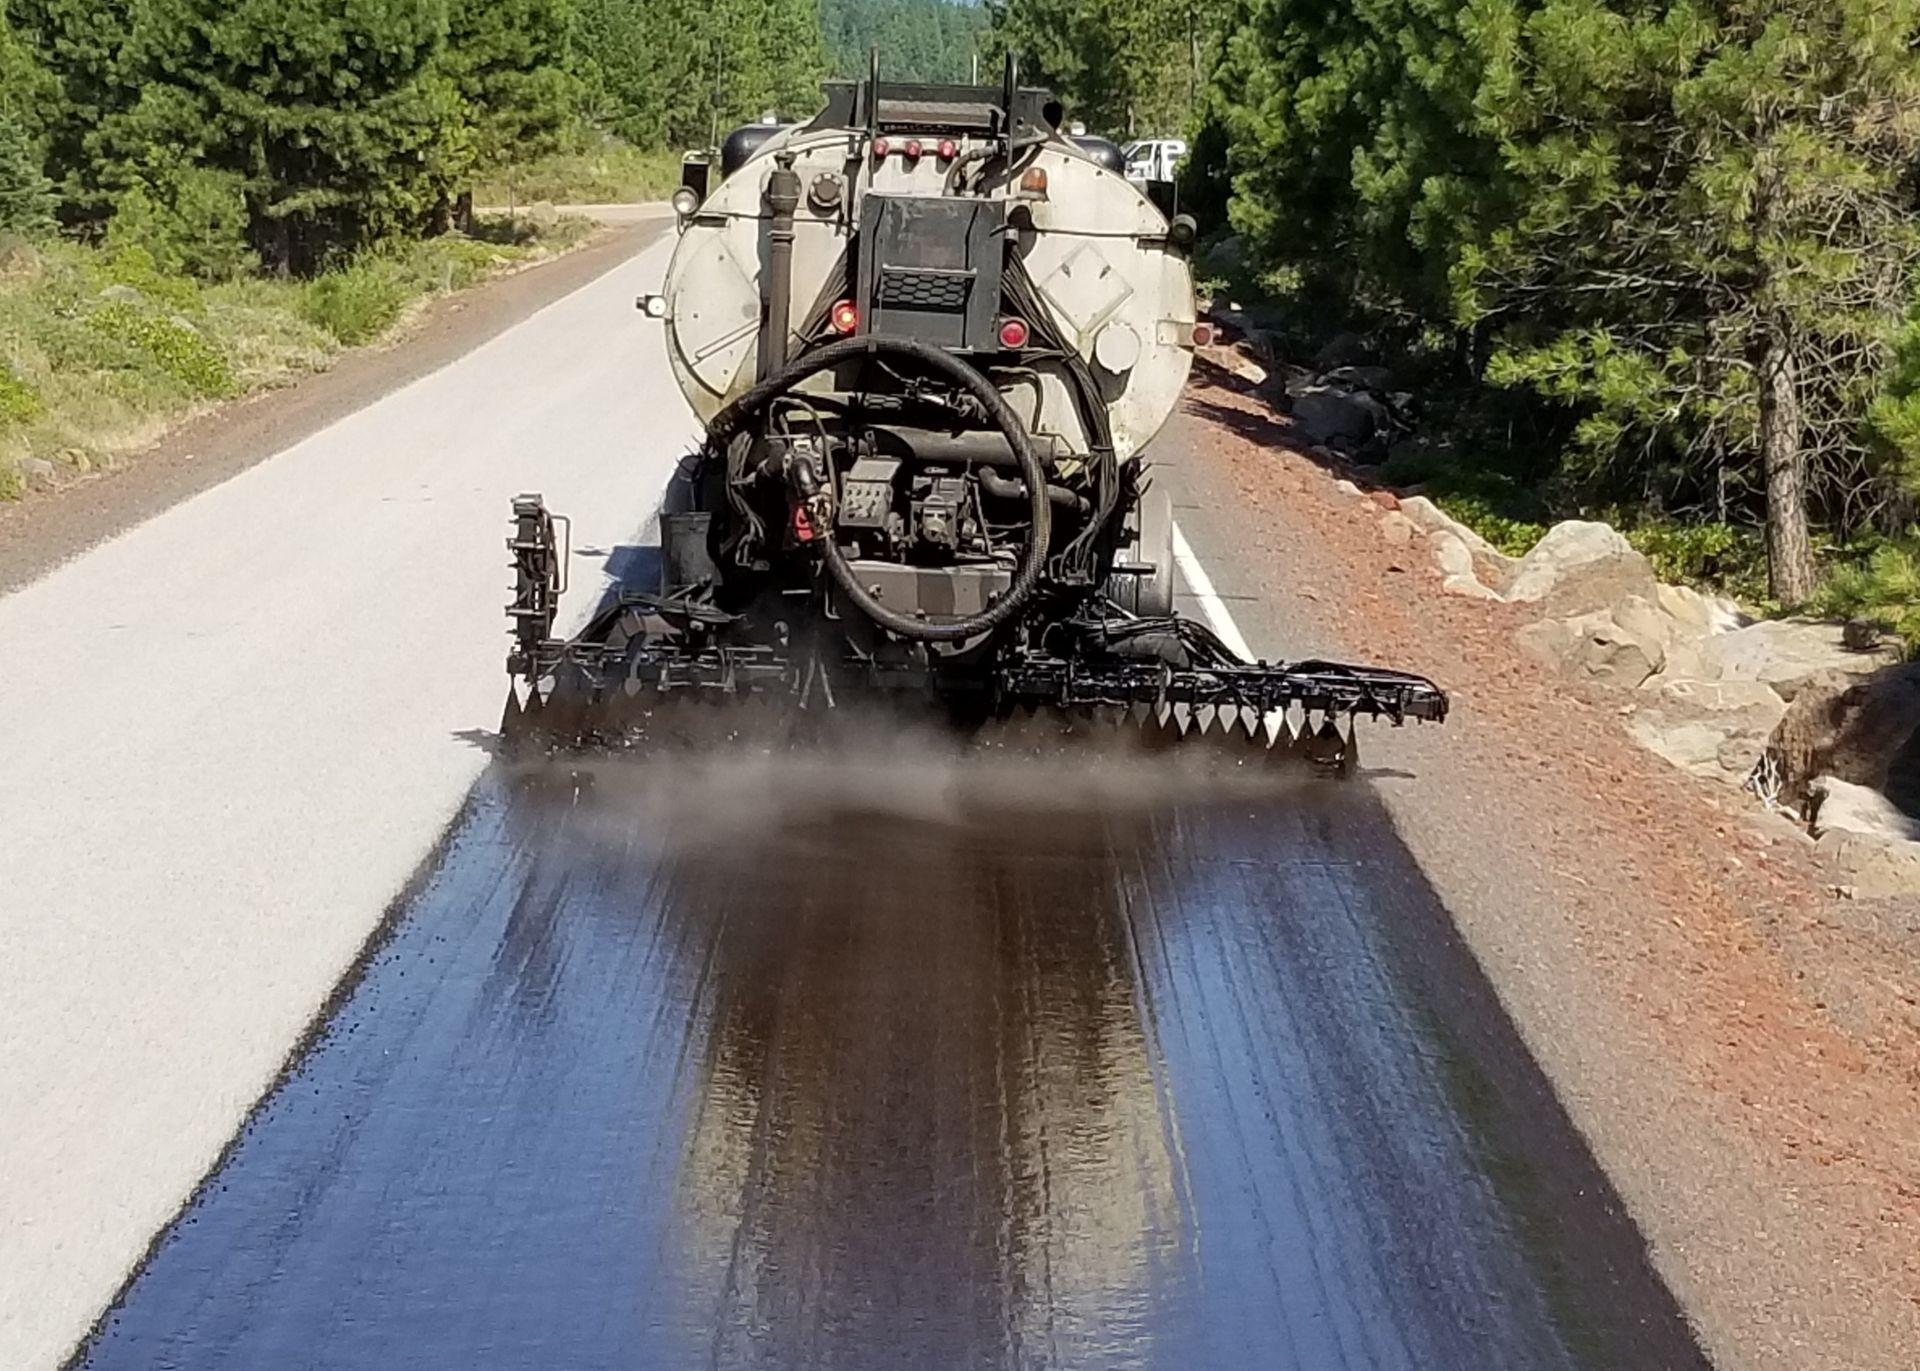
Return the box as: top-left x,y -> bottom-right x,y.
657,123 -> 1198,464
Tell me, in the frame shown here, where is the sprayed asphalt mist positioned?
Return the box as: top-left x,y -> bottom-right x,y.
71,738 -> 1709,1370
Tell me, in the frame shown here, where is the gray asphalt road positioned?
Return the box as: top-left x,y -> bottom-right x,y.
79,754 -> 1590,1370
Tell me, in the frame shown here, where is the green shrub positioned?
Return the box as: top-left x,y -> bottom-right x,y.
1432,493 -> 1547,557
1810,540 -> 1920,650
1615,519 -> 1769,602
299,261 -> 412,344
104,168 -> 254,283
88,244 -> 202,313
84,302 -> 235,397
296,225 -> 582,346
0,363 -> 43,425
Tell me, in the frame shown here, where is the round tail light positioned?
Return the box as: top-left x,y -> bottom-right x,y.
997,317 -> 1029,349
871,137 -> 891,159
830,300 -> 860,335
904,139 -> 923,161
937,139 -> 958,161
1191,322 -> 1215,347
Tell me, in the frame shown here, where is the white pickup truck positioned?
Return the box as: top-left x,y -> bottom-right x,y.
1121,138 -> 1187,184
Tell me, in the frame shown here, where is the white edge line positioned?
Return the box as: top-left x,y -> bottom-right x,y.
1171,520 -> 1256,661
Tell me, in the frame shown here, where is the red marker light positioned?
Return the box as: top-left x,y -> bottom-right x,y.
997,317 -> 1029,349
830,299 -> 860,334
871,137 -> 891,158
904,139 -> 923,161
937,138 -> 958,161
1191,322 -> 1215,347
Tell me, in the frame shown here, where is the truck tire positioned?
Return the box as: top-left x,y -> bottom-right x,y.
1107,486 -> 1175,618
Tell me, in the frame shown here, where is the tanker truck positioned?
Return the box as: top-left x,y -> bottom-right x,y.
503,58 -> 1446,772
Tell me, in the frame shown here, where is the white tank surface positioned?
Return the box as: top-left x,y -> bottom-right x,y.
658,115 -> 1201,464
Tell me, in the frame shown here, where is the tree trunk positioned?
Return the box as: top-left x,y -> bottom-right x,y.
1760,336 -> 1816,603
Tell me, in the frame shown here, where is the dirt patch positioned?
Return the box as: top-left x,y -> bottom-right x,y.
1177,377 -> 1920,1369
0,220 -> 668,597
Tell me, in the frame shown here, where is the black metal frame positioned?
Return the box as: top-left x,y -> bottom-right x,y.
506,497 -> 1447,733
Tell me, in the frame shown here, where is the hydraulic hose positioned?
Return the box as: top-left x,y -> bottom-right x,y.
977,466 -> 1086,514
705,334 -> 1053,643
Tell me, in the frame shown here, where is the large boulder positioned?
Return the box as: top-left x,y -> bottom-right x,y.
1627,677 -> 1787,784
1398,496 -> 1520,593
1516,610 -> 1664,690
1764,662 -> 1920,812
1814,828 -> 1920,899
1809,776 -> 1920,899
1656,582 -> 1746,636
1291,387 -> 1382,447
1703,618 -> 1900,702
1810,776 -> 1920,842
1505,521 -> 1658,618
1429,529 -> 1476,579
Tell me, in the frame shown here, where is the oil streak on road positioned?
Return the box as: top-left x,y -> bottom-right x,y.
80,755 -> 1593,1370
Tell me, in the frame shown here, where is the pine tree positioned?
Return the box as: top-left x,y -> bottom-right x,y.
992,0 -> 1223,134
7,0 -> 135,224
111,0 -> 465,273
573,0 -> 826,149
1199,0 -> 1920,599
445,0 -> 577,170
822,0 -> 990,85
1458,0 -> 1920,600
0,108 -> 53,237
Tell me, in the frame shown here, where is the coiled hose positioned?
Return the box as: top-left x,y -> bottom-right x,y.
706,334 -> 1053,643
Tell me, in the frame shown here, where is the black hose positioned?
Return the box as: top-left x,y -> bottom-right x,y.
977,466 -> 1086,513
706,334 -> 1052,643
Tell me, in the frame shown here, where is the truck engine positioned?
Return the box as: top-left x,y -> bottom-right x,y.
504,58 -> 1447,771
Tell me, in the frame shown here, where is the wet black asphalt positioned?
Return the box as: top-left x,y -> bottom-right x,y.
73,740 -> 1715,1370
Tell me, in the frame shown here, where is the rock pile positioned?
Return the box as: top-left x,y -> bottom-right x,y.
1198,305 -> 1920,895
1335,482 -> 1920,894
1200,314 -> 1412,463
